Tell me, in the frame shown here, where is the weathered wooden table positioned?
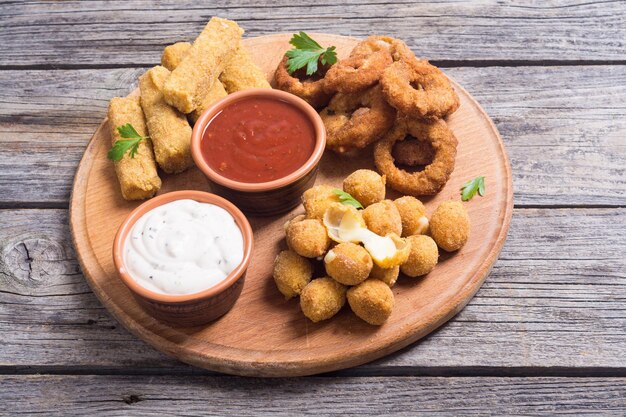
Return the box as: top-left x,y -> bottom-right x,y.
1,1 -> 624,415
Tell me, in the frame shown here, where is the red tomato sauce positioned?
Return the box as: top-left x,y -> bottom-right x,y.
201,97 -> 316,183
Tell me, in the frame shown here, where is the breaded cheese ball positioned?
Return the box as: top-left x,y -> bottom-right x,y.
394,196 -> 429,237
324,242 -> 373,285
369,264 -> 400,287
401,235 -> 438,277
300,277 -> 347,322
342,169 -> 386,208
273,250 -> 313,299
429,201 -> 470,252
284,214 -> 305,233
302,184 -> 341,220
362,200 -> 402,236
285,217 -> 330,258
347,279 -> 394,325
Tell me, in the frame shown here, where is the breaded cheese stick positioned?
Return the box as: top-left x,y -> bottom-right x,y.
161,42 -> 228,123
189,81 -> 228,124
220,46 -> 271,92
108,96 -> 161,200
161,42 -> 192,71
140,66 -> 193,174
163,17 -> 243,113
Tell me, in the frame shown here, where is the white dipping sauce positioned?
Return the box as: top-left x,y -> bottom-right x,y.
123,199 -> 244,295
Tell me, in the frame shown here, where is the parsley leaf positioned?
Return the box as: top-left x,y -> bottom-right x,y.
460,176 -> 486,201
289,32 -> 323,50
107,123 -> 148,161
285,49 -> 323,76
332,188 -> 364,209
285,32 -> 337,76
117,123 -> 142,140
107,138 -> 142,161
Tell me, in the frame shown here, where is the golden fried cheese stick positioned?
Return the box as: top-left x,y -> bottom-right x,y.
162,41 -> 270,93
139,66 -> 193,174
108,96 -> 161,200
220,46 -> 271,92
161,42 -> 228,123
161,42 -> 192,71
188,81 -> 228,124
163,17 -> 243,113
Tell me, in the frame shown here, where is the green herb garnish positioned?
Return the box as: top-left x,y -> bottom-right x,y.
107,123 -> 147,161
460,176 -> 485,201
332,189 -> 364,209
285,32 -> 337,76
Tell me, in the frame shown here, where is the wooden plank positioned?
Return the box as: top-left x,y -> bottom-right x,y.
2,375 -> 625,415
0,65 -> 624,206
0,208 -> 624,373
1,1 -> 624,66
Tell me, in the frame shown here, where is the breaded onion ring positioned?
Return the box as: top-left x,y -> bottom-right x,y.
323,51 -> 392,94
350,35 -> 415,62
380,58 -> 460,119
374,118 -> 457,196
392,137 -> 435,166
274,56 -> 332,109
320,85 -> 396,154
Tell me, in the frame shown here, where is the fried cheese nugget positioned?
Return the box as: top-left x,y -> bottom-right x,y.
139,66 -> 194,174
300,277 -> 347,322
394,196 -> 429,237
273,250 -> 313,299
347,279 -> 394,325
324,242 -> 373,285
163,17 -> 243,113
429,201 -> 470,251
285,217 -> 330,258
369,264 -> 400,287
220,46 -> 271,92
342,169 -> 386,208
401,235 -> 438,277
284,214 -> 306,233
362,200 -> 402,236
107,96 -> 161,200
302,184 -> 341,220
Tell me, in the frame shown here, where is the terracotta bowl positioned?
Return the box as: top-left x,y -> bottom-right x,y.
112,190 -> 254,327
191,88 -> 326,216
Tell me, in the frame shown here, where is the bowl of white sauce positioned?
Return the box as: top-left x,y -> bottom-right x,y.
113,190 -> 253,326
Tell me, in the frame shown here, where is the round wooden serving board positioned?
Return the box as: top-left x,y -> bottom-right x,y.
70,34 -> 513,377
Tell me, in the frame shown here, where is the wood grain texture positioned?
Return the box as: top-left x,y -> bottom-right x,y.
68,34 -> 512,376
1,65 -> 624,206
1,208 -> 624,372
2,375 -> 625,415
0,0 -> 622,409
1,1 -> 625,66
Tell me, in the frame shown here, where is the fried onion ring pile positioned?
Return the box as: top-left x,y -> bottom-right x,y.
320,85 -> 396,154
274,34 -> 461,196
380,58 -> 460,119
374,118 -> 457,196
274,56 -> 332,109
323,51 -> 393,94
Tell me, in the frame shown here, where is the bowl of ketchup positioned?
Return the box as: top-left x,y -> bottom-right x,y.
191,88 -> 326,216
